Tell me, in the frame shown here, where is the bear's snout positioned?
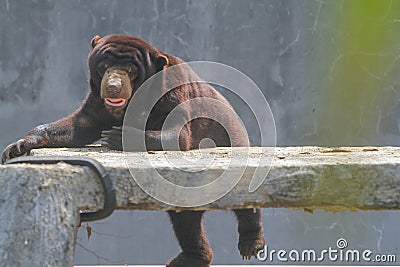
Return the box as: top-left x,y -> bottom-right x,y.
100,67 -> 133,103
105,77 -> 122,97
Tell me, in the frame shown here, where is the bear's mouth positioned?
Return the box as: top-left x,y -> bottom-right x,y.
104,98 -> 126,107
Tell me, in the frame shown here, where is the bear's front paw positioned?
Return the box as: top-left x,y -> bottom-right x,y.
2,138 -> 35,164
166,252 -> 211,267
238,236 -> 265,260
100,126 -> 123,151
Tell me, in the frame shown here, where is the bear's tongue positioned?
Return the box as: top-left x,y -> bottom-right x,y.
104,98 -> 126,107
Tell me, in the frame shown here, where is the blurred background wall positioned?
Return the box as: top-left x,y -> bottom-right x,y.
1,0 -> 400,265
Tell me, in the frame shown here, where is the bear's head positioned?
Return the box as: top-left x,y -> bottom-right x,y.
88,34 -> 169,115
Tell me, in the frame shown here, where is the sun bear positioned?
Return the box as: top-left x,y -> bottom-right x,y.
2,34 -> 265,267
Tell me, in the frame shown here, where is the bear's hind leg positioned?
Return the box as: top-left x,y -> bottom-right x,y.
167,210 -> 212,267
234,208 -> 265,260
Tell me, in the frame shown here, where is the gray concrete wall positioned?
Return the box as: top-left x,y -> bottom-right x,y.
1,0 -> 400,265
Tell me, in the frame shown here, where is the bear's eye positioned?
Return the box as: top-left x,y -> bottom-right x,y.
126,66 -> 136,76
97,63 -> 109,75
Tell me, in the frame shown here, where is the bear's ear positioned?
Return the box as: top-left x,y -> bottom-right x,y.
155,54 -> 169,70
91,35 -> 102,48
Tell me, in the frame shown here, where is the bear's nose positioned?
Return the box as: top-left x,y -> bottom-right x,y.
106,80 -> 122,96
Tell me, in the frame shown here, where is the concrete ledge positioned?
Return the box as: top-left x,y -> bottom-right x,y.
2,146 -> 400,266
27,146 -> 400,212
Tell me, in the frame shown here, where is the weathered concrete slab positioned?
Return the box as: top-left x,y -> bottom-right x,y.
2,146 -> 400,267
28,146 -> 400,211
